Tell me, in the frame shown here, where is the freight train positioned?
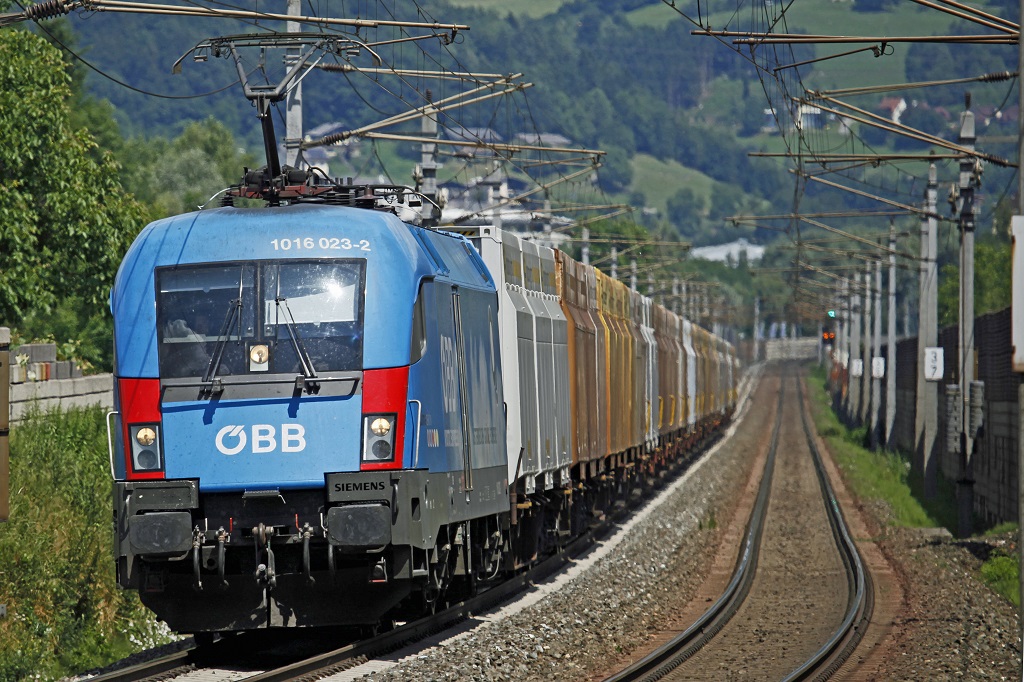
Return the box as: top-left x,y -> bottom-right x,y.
108,180 -> 738,634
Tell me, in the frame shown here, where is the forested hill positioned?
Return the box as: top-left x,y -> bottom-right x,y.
66,0 -> 789,236
65,0 -> 1019,243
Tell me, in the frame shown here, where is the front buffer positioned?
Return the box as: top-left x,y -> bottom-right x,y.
114,467 -> 460,631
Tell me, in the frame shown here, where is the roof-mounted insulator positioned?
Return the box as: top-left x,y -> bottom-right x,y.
24,0 -> 74,21
980,71 -> 1017,82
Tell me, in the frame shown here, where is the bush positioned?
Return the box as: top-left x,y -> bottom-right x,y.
0,406 -> 173,681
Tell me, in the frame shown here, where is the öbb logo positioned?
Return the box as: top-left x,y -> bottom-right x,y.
215,424 -> 307,455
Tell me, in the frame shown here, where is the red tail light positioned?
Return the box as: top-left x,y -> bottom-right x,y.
361,367 -> 408,471
118,378 -> 164,480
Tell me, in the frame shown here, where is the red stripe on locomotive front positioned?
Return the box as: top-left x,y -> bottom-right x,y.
361,366 -> 408,471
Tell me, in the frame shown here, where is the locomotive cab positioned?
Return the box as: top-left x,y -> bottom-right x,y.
110,204 -> 509,633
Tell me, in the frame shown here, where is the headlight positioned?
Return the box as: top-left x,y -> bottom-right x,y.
136,427 -> 157,446
362,414 -> 396,462
129,424 -> 163,472
249,344 -> 270,372
370,417 -> 391,437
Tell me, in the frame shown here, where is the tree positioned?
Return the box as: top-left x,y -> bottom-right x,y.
595,144 -> 634,193
666,188 -> 705,233
0,29 -> 146,326
936,238 -> 1012,329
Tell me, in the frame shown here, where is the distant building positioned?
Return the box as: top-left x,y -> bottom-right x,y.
690,238 -> 764,264
512,132 -> 573,148
878,97 -> 908,124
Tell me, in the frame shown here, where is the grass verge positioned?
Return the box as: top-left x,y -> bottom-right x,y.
0,405 -> 174,681
805,364 -> 1021,607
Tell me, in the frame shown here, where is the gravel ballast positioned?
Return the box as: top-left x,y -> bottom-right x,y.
358,368 -> 1022,681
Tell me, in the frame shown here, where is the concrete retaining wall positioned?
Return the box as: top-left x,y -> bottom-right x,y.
764,337 -> 819,361
844,307 -> 1022,528
10,374 -> 114,423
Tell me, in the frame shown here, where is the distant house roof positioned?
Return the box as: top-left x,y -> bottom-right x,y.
445,126 -> 503,143
513,132 -> 572,148
878,97 -> 907,124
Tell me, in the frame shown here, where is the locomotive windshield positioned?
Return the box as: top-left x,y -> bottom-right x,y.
156,259 -> 365,378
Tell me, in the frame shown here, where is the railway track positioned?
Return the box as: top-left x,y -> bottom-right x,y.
85,421 -> 743,682
86,526 -> 603,682
603,366 -> 872,682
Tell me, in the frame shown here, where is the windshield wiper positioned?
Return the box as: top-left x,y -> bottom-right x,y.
275,296 -> 318,387
203,297 -> 241,386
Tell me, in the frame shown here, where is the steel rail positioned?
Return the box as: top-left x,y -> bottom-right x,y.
83,647 -> 196,682
601,367 -> 873,682
85,518 -> 611,682
233,431 -> 724,682
88,426 -> 728,682
782,377 -> 873,681
600,372 -> 788,682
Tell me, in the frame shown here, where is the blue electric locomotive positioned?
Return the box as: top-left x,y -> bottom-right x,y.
110,203 -> 510,631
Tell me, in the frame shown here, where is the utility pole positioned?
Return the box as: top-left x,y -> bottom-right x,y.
0,327 -> 7,623
956,94 -> 977,538
918,164 -> 940,497
886,222 -> 897,448
871,257 -> 882,449
0,327 -> 8,525
284,0 -> 302,168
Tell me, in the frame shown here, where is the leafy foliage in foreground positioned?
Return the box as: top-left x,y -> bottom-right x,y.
0,29 -> 147,327
0,407 -> 173,681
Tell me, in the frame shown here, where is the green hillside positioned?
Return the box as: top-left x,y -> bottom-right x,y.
630,154 -> 717,215
60,0 -> 1019,248
445,0 -> 568,17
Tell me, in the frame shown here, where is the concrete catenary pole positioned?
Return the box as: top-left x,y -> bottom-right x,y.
419,102 -> 439,226
957,95 -> 976,538
861,264 -> 873,425
284,0 -> 302,169
849,273 -> 862,424
682,281 -> 689,322
582,227 -> 590,266
752,295 -> 759,362
1017,1 -> 1024,634
630,259 -> 637,292
871,258 -> 882,448
917,164 -> 940,497
610,246 -> 618,281
886,223 -> 897,448
839,278 -> 848,409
